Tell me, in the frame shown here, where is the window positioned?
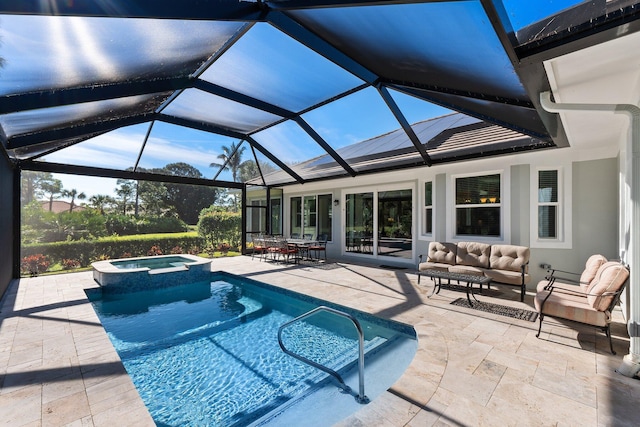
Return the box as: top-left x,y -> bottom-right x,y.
538,169 -> 559,239
455,173 -> 500,237
290,197 -> 302,236
290,194 -> 332,240
317,194 -> 332,240
424,181 -> 433,234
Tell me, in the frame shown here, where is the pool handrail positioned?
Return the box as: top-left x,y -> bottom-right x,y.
277,305 -> 369,404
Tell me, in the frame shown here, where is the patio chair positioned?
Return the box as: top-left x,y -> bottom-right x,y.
535,258 -> 629,354
268,237 -> 298,264
251,234 -> 267,261
541,254 -> 607,291
309,234 -> 328,261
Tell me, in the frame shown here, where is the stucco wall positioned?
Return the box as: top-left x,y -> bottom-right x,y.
530,157 -> 619,284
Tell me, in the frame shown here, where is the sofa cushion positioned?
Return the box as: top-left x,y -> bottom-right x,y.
586,262 -> 629,311
427,241 -> 457,265
448,265 -> 487,276
489,244 -> 530,273
456,241 -> 490,268
579,254 -> 608,292
418,262 -> 451,272
485,268 -> 530,285
535,288 -> 609,327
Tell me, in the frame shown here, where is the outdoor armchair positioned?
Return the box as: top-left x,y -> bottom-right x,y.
535,259 -> 629,354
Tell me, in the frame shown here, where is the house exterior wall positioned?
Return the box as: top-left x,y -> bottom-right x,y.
281,146 -> 621,291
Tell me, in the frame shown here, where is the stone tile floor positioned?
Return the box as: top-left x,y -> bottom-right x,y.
1,256 -> 638,426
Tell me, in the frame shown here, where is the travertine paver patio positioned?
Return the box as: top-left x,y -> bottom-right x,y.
1,256 -> 638,426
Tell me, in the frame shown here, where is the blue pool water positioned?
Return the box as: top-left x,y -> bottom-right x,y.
88,272 -> 417,426
111,255 -> 194,270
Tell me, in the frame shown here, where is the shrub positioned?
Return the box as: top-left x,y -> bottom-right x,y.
62,258 -> 81,270
22,234 -> 206,266
21,254 -> 51,276
198,209 -> 241,250
186,245 -> 200,255
169,246 -> 183,254
147,245 -> 163,256
105,215 -> 187,236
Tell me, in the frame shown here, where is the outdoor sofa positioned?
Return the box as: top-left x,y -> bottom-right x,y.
418,241 -> 531,301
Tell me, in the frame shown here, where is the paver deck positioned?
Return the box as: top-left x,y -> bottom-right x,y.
1,256 -> 638,426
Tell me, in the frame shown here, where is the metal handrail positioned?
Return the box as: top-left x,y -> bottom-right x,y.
277,305 -> 369,404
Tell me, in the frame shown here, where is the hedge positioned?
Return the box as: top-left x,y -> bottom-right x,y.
22,234 -> 206,267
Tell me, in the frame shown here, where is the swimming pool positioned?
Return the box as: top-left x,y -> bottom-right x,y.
91,254 -> 212,292
87,271 -> 417,426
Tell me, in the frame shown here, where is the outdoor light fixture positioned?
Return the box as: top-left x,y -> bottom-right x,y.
334,199 -> 340,206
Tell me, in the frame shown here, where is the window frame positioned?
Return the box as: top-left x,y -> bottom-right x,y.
289,193 -> 333,241
448,170 -> 507,242
537,169 -> 560,240
421,180 -> 434,238
530,165 -> 571,248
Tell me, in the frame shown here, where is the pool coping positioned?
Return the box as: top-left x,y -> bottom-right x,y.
91,254 -> 212,292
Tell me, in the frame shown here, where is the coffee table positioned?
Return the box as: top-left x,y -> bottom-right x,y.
418,269 -> 491,305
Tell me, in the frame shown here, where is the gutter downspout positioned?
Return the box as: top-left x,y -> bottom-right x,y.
540,92 -> 640,378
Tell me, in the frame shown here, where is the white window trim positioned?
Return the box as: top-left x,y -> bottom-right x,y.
447,169 -> 509,243
419,179 -> 435,240
530,165 -> 572,249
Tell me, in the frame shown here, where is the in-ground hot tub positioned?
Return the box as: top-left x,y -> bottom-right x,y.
92,254 -> 212,293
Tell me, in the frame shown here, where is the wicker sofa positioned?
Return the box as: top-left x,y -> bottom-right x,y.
418,241 -> 531,301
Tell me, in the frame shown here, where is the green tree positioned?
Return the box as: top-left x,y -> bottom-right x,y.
162,163 -> 219,224
62,188 -> 86,213
21,171 -> 55,204
210,142 -> 246,183
88,194 -> 115,215
40,177 -> 63,212
238,159 -> 278,183
115,179 -> 136,215
137,180 -> 169,217
210,142 -> 246,211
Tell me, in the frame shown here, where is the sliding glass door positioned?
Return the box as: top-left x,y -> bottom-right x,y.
345,188 -> 412,260
345,192 -> 374,255
377,189 -> 412,259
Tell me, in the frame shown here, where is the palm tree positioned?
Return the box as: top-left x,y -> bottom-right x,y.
62,189 -> 86,213
210,142 -> 246,183
40,178 -> 63,212
89,194 -> 113,215
211,142 -> 246,211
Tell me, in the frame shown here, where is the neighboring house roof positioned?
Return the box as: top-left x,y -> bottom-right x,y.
251,113 -> 548,185
40,200 -> 86,213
